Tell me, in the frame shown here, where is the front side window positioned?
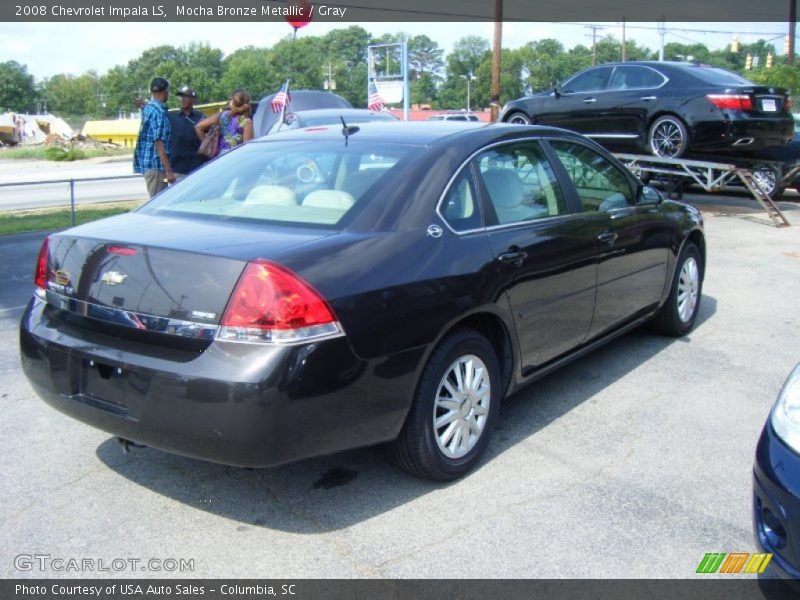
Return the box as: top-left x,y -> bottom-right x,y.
549,141 -> 634,212
608,66 -> 667,90
563,67 -> 613,93
474,141 -> 567,226
140,140 -> 414,227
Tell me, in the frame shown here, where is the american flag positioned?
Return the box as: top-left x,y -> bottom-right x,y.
368,80 -> 384,111
271,81 -> 290,113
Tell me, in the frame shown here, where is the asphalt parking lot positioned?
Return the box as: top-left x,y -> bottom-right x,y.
1,195 -> 799,579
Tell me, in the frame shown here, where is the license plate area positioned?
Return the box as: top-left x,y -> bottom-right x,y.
78,359 -> 129,409
761,98 -> 777,112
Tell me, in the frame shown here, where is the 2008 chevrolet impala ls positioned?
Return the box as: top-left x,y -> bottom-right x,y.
20,122 -> 705,480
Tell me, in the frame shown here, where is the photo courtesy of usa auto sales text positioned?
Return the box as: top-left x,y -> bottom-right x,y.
16,583 -> 298,596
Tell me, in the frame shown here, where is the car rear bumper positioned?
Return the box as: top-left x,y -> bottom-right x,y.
691,117 -> 794,152
753,421 -> 800,579
20,296 -> 421,468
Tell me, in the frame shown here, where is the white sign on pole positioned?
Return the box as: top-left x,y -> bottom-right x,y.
375,80 -> 404,104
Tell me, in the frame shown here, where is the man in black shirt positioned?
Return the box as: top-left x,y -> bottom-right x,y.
168,86 -> 207,180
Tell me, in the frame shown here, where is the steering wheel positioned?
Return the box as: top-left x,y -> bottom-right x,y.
295,158 -> 323,184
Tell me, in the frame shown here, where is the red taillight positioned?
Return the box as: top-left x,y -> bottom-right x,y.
108,245 -> 137,256
707,94 -> 753,111
34,236 -> 51,289
786,97 -> 794,111
219,260 -> 339,343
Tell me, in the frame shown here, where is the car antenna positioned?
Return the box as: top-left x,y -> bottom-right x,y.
340,116 -> 359,146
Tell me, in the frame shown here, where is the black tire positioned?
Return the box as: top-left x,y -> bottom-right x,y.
506,111 -> 532,125
648,115 -> 690,158
752,163 -> 785,200
388,328 -> 501,481
651,241 -> 703,336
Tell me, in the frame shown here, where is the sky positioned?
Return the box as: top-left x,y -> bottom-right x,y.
0,21 -> 793,81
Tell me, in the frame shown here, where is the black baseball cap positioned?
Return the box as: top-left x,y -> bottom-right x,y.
150,77 -> 169,93
177,86 -> 197,98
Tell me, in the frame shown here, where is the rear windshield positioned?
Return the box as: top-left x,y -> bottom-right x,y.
139,140 -> 414,228
688,67 -> 753,86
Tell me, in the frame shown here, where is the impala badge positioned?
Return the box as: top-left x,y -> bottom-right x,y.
101,271 -> 128,286
54,270 -> 71,286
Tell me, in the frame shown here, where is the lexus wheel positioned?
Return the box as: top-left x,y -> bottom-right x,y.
388,328 -> 501,481
648,116 -> 689,158
752,164 -> 785,200
506,111 -> 531,125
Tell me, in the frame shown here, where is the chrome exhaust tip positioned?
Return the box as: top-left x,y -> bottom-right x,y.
733,137 -> 755,146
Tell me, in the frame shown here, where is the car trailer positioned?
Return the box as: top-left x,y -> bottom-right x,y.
614,153 -> 793,228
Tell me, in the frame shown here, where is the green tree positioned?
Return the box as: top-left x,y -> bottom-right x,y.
447,35 -> 491,77
0,61 -> 36,112
408,34 -> 444,78
320,26 -> 373,106
221,46 -> 272,101
41,72 -> 102,120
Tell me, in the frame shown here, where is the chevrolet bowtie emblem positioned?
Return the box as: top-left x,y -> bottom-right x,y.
101,271 -> 128,286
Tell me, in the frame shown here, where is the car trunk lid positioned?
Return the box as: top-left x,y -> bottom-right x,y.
42,212 -> 337,340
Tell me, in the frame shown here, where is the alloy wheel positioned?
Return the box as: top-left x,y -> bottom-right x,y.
677,256 -> 700,323
651,120 -> 685,157
432,354 -> 491,459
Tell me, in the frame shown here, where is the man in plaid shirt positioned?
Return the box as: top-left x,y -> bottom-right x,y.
134,77 -> 175,197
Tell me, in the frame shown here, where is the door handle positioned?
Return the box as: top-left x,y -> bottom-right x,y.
497,250 -> 527,268
582,97 -> 597,104
597,232 -> 618,245
640,96 -> 657,101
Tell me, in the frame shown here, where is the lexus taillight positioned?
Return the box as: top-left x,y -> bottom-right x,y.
707,94 -> 753,111
34,236 -> 51,290
218,259 -> 341,343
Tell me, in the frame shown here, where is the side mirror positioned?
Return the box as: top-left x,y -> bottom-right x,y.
638,185 -> 663,205
552,83 -> 562,98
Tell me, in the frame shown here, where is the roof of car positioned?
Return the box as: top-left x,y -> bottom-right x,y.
253,120 -> 593,147
590,60 -> 728,71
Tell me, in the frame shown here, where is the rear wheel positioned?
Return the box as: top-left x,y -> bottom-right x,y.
388,329 -> 501,481
651,241 -> 703,336
506,111 -> 531,125
751,163 -> 785,200
648,116 -> 689,158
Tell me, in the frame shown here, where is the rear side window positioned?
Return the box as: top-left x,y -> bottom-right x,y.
688,67 -> 753,86
441,169 -> 481,231
549,141 -> 634,212
474,141 -> 568,226
140,141 -> 413,227
609,66 -> 666,90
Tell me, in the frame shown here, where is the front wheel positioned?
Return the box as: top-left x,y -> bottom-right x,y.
651,241 -> 703,336
388,328 -> 501,481
506,111 -> 532,125
648,116 -> 689,158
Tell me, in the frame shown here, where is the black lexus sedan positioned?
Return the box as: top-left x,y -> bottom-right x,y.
500,61 -> 794,159
20,122 -> 705,481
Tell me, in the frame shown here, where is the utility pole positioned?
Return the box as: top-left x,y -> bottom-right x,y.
621,17 -> 626,62
790,0 -> 796,65
585,25 -> 602,66
322,63 -> 335,92
658,17 -> 666,61
490,0 -> 502,122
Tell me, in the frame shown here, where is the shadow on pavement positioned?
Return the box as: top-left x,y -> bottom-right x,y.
96,295 -> 718,533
